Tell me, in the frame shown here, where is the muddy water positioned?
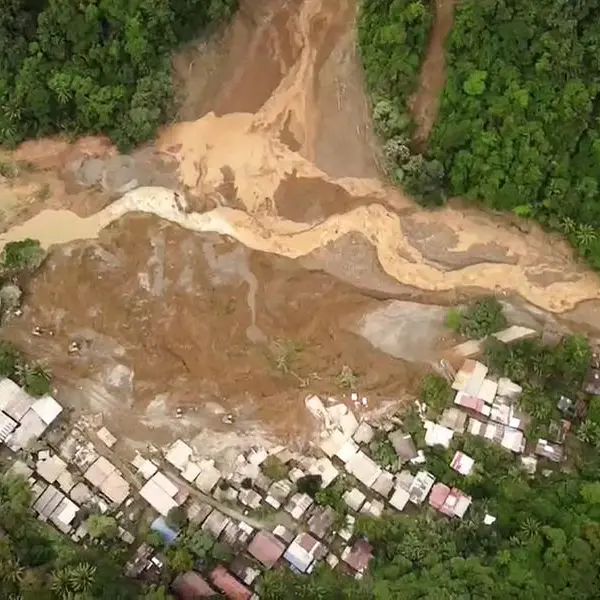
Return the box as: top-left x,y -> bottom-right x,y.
1,0 -> 600,446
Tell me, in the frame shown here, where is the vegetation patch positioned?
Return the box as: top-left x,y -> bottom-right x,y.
0,0 -> 236,149
358,0 -> 445,204
446,296 -> 507,339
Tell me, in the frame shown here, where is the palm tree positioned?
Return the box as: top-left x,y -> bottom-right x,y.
520,516 -> 541,540
575,224 -> 597,247
51,568 -> 72,599
559,216 -> 576,235
68,563 -> 96,594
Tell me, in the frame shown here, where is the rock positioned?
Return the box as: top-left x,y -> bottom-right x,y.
351,300 -> 448,363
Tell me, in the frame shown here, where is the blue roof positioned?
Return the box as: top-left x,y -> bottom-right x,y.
151,516 -> 179,546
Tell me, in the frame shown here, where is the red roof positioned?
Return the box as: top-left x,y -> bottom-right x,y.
210,566 -> 251,600
172,571 -> 216,599
343,539 -> 373,573
247,530 -> 285,567
428,482 -> 450,510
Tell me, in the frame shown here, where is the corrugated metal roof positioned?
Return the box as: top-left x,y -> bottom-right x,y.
0,411 -> 18,443
6,409 -> 47,451
0,379 -> 33,421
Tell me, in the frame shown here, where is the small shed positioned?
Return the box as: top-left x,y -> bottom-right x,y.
307,505 -> 337,539
284,532 -> 323,573
343,488 -> 366,512
202,510 -> 230,539
341,540 -> 373,574
450,451 -> 475,476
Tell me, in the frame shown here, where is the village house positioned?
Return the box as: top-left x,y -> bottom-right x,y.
247,530 -> 286,568
450,451 -> 475,476
341,539 -> 373,578
387,430 -> 418,464
210,565 -> 252,600
172,570 -> 216,599
429,483 -> 472,518
284,532 -> 325,573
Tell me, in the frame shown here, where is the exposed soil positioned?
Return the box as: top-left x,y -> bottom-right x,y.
4,219 -> 426,446
410,0 -> 457,149
1,0 -> 600,454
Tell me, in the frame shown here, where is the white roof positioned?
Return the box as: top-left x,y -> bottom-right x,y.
137,459 -> 159,480
346,451 -> 382,488
424,421 -> 454,449
31,395 -> 63,425
320,429 -> 347,457
453,495 -> 472,518
493,326 -> 537,344
96,426 -> 117,448
483,514 -> 496,525
140,478 -> 178,516
165,439 -> 193,471
478,379 -> 498,404
389,486 -> 410,511
181,461 -> 201,483
339,411 -> 359,437
0,379 -> 33,421
343,488 -> 366,512
6,409 -> 47,451
450,451 -> 475,476
150,472 -> 179,498
501,427 -> 525,453
336,438 -> 359,464
308,457 -> 339,488
51,497 -> 79,525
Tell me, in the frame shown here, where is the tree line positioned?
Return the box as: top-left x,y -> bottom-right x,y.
0,0 -> 236,150
358,0 -> 600,269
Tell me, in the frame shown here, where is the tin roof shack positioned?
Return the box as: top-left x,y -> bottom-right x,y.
285,492 -> 313,520
284,532 -> 325,573
265,479 -> 293,509
247,530 -> 286,568
195,460 -> 222,494
361,498 -> 384,518
429,483 -> 472,518
353,422 -> 375,445
389,485 -> 411,512
341,540 -> 373,578
221,520 -> 254,549
535,439 -> 564,463
439,408 -> 467,433
372,470 -> 395,498
186,501 -> 213,525
165,439 -> 193,471
172,570 -> 216,599
452,360 -> 488,394
36,453 -> 68,484
450,451 -> 475,476
0,410 -> 18,443
210,566 -> 252,600
202,510 -> 231,539
307,505 -> 337,539
387,430 -> 418,464
408,471 -> 435,505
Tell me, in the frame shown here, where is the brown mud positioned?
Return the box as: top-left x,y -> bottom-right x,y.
1,0 -> 600,449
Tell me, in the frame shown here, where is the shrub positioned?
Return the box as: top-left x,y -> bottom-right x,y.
419,373 -> 452,417
449,297 -> 507,339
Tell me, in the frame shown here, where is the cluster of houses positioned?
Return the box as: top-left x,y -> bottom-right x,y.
1,338 -> 599,600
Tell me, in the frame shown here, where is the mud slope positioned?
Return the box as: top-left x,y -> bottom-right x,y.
4,218 -> 425,442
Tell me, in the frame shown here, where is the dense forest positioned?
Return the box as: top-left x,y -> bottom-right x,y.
358,0 -> 600,268
0,0 -> 236,149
